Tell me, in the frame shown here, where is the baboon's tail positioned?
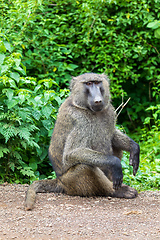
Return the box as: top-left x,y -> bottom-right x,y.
25,178 -> 63,210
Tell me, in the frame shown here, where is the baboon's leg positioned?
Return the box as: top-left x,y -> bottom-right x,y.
25,164 -> 138,210
25,165 -> 112,210
98,168 -> 138,199
60,164 -> 114,197
61,164 -> 138,199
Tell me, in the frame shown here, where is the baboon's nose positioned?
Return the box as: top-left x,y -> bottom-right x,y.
94,99 -> 102,104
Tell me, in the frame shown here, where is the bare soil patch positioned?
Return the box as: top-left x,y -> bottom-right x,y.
0,184 -> 159,240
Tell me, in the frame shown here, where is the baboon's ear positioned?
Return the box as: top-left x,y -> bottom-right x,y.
70,77 -> 77,91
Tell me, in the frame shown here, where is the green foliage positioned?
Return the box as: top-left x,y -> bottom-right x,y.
0,0 -> 160,123
123,100 -> 160,191
0,38 -> 69,183
0,0 -> 160,190
122,152 -> 160,191
0,0 -> 160,131
147,20 -> 160,39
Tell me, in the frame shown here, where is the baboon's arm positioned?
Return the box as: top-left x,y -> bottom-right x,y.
64,148 -> 112,167
63,147 -> 123,189
112,129 -> 140,175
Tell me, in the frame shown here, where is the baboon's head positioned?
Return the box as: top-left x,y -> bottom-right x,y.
70,73 -> 110,112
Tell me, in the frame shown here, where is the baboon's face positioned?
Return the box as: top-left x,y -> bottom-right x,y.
71,73 -> 110,112
84,80 -> 105,112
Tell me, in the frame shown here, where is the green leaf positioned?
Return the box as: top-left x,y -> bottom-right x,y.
42,105 -> 53,119
14,58 -> 21,67
10,72 -> 20,82
18,93 -> 26,104
6,88 -> 14,100
34,85 -> 42,93
67,63 -> 78,71
29,162 -> 38,172
44,91 -> 50,102
9,162 -> 15,172
7,99 -> 19,109
4,41 -> 12,52
54,95 -> 62,105
0,146 -> 9,158
20,62 -> 26,74
153,113 -> 157,119
42,119 -> 52,130
20,167 -> 35,177
0,53 -> 5,65
39,148 -> 48,161
0,42 -> 6,52
1,64 -> 9,74
14,66 -> 26,75
8,79 -> 17,89
154,28 -> 160,39
144,117 -> 151,124
32,110 -> 41,120
156,166 -> 160,173
147,21 -> 160,29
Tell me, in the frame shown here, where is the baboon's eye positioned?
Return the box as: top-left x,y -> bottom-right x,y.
86,82 -> 93,86
94,81 -> 100,85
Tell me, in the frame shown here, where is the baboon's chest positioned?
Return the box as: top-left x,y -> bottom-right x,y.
85,113 -> 114,154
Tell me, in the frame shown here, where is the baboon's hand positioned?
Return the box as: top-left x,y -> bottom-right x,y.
129,143 -> 140,176
113,174 -> 123,190
112,163 -> 123,190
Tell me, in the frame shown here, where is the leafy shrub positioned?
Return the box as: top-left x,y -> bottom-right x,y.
122,151 -> 160,191
0,37 -> 69,183
122,99 -> 160,191
0,0 -> 160,131
0,1 -> 160,190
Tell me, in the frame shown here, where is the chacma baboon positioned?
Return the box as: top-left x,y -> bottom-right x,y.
25,73 -> 140,210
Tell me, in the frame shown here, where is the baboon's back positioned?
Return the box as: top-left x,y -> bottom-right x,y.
48,97 -> 75,177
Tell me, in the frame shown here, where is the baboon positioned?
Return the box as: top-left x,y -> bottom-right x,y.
25,73 -> 140,210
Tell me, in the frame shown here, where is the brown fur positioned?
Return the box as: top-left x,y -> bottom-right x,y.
25,73 -> 139,210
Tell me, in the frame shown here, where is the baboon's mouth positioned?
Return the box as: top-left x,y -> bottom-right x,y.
90,104 -> 104,112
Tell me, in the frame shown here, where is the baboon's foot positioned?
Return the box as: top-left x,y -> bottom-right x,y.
112,184 -> 138,199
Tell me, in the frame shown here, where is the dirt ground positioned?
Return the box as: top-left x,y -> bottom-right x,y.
0,184 -> 159,240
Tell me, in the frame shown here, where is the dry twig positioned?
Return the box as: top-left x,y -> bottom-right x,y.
115,97 -> 131,118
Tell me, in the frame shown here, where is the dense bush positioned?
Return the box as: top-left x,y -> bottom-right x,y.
1,0 -> 160,130
0,0 -> 160,189
0,38 -> 69,183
